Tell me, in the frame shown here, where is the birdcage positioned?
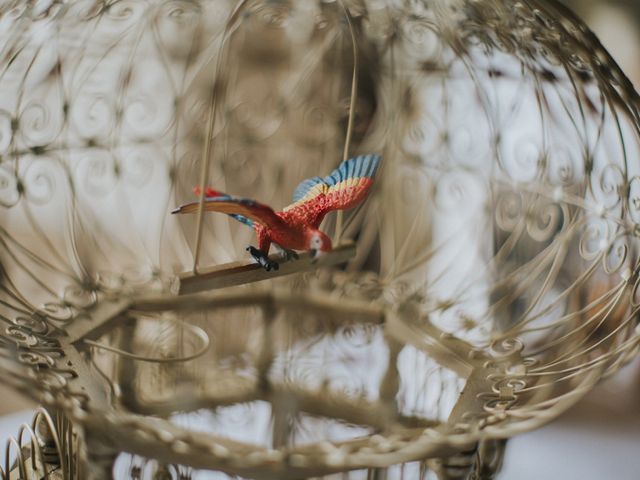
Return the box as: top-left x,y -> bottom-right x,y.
1,0 -> 639,479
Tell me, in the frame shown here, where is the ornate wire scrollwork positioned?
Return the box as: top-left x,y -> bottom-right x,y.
0,0 -> 639,479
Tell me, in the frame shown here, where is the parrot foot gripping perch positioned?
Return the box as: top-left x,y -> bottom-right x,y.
247,245 -> 281,271
275,246 -> 300,262
246,245 -> 300,272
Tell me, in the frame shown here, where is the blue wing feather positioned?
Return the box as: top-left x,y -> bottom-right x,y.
229,213 -> 253,227
324,154 -> 380,186
289,154 -> 381,205
292,176 -> 324,203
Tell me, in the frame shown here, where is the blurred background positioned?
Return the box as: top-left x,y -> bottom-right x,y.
1,1 -> 640,478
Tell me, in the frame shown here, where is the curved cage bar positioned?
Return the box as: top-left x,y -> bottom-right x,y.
0,408 -> 77,479
0,0 -> 639,479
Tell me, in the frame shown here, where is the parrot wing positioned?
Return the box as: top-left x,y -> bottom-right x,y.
172,193 -> 284,231
283,154 -> 381,227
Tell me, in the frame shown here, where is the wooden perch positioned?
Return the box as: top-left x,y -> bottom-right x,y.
177,242 -> 356,295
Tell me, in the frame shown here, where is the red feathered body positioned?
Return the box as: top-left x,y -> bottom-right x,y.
254,214 -> 307,253
173,154 -> 380,261
254,177 -> 374,252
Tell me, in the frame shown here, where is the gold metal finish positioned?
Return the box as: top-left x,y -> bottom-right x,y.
0,1 -> 639,479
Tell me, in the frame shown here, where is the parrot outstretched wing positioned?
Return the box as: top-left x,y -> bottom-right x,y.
284,154 -> 381,227
172,190 -> 284,230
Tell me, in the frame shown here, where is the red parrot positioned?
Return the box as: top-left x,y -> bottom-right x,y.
172,154 -> 381,271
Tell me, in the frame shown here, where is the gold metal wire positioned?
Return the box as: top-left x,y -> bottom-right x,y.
335,0 -> 359,245
0,408 -> 67,480
1,1 -> 640,479
83,318 -> 210,363
192,0 -> 251,273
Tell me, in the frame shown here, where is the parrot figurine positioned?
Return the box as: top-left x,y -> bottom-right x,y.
172,154 -> 381,271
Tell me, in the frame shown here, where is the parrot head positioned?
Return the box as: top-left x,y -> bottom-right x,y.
307,229 -> 332,259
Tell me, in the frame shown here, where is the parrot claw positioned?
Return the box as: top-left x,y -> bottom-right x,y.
246,246 -> 279,272
275,247 -> 299,262
289,250 -> 300,260
267,261 -> 280,272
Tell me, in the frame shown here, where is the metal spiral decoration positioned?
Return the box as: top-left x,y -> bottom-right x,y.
1,0 -> 639,479
1,408 -> 78,479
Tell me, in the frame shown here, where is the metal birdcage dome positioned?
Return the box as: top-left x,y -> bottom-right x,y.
1,0 -> 639,479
